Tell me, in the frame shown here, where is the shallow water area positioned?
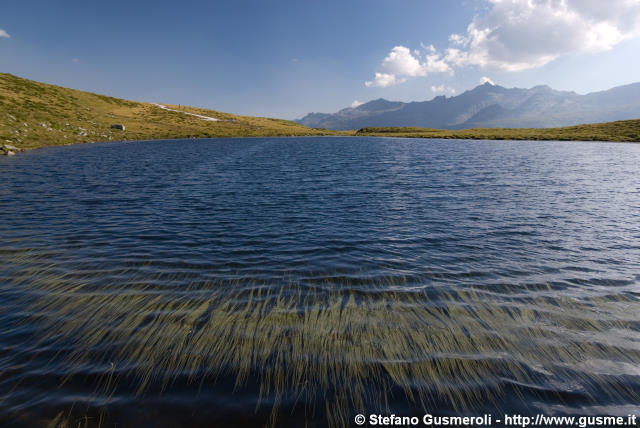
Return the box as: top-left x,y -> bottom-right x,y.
1,137 -> 639,427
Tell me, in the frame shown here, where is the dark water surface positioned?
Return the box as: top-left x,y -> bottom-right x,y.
1,137 -> 639,427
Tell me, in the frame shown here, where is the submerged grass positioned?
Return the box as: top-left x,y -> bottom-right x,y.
2,252 -> 640,427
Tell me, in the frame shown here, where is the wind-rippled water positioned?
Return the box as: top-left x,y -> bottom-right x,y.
1,137 -> 639,427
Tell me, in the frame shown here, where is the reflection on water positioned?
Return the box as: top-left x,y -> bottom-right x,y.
1,137 -> 640,427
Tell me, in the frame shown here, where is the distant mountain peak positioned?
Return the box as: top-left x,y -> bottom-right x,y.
357,98 -> 384,107
296,81 -> 640,130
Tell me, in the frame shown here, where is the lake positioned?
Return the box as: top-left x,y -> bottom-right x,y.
1,137 -> 639,427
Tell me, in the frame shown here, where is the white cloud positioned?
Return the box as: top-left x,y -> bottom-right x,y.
0,29 -> 10,39
479,76 -> 495,85
424,52 -> 452,73
420,42 -> 437,54
445,0 -> 640,71
365,72 -> 403,88
448,33 -> 465,46
350,100 -> 363,108
380,46 -> 427,77
365,45 -> 452,87
367,0 -> 640,87
430,84 -> 456,95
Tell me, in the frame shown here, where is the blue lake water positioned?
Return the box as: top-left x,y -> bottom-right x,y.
1,137 -> 639,427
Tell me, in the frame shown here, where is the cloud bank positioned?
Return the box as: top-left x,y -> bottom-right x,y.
430,84 -> 456,95
367,0 -> 640,86
446,0 -> 640,71
365,46 -> 451,87
0,29 -> 10,38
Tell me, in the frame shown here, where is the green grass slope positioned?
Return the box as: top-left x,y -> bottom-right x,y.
0,73 -> 347,150
356,121 -> 640,142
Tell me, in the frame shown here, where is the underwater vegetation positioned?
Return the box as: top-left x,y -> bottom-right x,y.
2,250 -> 639,427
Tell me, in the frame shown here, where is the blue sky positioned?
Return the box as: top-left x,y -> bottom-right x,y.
2,0 -> 640,119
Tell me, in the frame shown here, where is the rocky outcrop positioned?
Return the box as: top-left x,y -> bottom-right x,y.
1,143 -> 24,156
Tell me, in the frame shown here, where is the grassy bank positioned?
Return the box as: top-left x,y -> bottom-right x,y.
2,72 -> 639,152
0,73 -> 348,151
356,120 -> 640,142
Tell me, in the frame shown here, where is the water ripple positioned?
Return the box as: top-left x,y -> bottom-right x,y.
1,137 -> 640,427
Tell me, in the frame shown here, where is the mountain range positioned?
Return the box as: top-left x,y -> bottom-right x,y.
296,82 -> 640,130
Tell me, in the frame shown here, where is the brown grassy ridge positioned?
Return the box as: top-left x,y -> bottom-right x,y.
0,72 -> 351,151
2,71 -> 639,152
356,120 -> 640,142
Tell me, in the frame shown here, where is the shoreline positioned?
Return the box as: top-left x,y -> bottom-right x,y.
354,121 -> 640,143
2,72 -> 638,155
4,132 -> 639,157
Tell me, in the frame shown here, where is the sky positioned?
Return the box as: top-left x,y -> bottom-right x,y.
1,0 -> 640,119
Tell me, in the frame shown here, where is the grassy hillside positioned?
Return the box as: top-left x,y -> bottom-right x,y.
0,73 -> 347,150
2,72 -> 639,152
356,120 -> 640,142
